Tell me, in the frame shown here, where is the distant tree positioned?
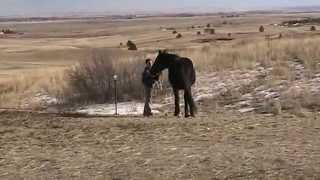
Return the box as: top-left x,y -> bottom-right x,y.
127,40 -> 137,50
176,33 -> 182,39
311,26 -> 317,31
228,33 -> 232,37
197,31 -> 201,35
259,25 -> 265,33
172,30 -> 178,34
206,23 -> 211,28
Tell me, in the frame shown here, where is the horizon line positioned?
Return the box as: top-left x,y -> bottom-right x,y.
1,5 -> 320,18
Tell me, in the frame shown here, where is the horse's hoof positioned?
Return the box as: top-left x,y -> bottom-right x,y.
185,114 -> 191,118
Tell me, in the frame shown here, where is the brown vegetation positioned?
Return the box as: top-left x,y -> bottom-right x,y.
2,37 -> 320,108
176,33 -> 182,38
59,51 -> 146,105
282,18 -> 320,27
127,40 -> 138,50
259,25 -> 265,33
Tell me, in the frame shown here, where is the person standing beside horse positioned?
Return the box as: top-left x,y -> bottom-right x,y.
142,59 -> 156,117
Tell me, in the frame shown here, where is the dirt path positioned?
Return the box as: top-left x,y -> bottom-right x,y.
1,108 -> 320,179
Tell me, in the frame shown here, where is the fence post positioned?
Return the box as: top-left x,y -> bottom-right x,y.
113,74 -> 118,115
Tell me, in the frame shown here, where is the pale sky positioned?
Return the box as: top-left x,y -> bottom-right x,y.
1,0 -> 320,16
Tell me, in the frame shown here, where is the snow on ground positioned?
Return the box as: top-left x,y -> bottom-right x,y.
76,102 -> 163,116
194,66 -> 271,102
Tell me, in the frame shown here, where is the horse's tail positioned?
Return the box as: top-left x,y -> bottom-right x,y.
188,58 -> 196,85
192,68 -> 196,85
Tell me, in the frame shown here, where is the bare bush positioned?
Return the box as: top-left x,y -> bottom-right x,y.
60,51 -> 146,105
259,25 -> 265,33
176,33 -> 182,38
127,40 -> 138,50
310,26 -> 317,31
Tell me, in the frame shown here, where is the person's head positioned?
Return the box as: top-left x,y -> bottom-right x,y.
145,59 -> 152,67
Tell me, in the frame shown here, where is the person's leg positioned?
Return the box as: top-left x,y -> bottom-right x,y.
144,86 -> 152,116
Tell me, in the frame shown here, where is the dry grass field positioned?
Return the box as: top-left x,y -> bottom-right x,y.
1,12 -> 320,106
1,12 -> 320,179
1,107 -> 320,179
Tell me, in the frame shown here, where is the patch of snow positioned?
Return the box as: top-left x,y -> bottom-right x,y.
239,108 -> 255,113
194,93 -> 214,101
238,101 -> 252,107
77,102 -> 163,116
241,93 -> 253,100
34,93 -> 58,105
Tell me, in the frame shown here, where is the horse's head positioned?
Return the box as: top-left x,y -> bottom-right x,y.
150,50 -> 171,76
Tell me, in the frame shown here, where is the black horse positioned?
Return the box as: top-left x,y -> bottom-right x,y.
150,50 -> 197,117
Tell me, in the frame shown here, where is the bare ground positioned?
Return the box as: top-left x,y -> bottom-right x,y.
1,103 -> 320,179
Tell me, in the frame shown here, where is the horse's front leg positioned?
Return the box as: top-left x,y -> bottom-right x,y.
173,88 -> 180,116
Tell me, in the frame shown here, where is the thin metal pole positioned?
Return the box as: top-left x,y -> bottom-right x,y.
114,78 -> 118,115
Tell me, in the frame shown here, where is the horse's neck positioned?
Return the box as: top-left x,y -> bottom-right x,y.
166,55 -> 179,69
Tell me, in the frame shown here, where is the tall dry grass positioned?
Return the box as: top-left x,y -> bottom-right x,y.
1,37 -> 320,108
180,37 -> 320,73
0,68 -> 65,108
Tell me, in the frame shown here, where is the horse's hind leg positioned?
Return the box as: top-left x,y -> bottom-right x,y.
186,87 -> 197,117
184,91 -> 190,117
173,88 -> 180,116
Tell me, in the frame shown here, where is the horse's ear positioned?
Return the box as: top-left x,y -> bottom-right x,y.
158,50 -> 162,54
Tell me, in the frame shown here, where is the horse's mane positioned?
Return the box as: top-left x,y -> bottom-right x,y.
164,52 -> 180,60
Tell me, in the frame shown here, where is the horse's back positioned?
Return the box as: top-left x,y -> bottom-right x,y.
169,57 -> 195,88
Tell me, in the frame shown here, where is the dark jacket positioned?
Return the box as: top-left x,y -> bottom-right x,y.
142,67 -> 155,87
